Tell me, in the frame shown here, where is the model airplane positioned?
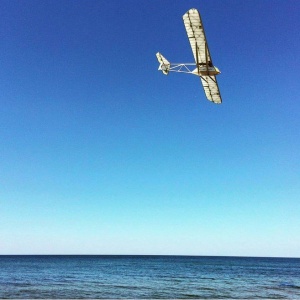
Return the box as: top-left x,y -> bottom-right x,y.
156,8 -> 222,104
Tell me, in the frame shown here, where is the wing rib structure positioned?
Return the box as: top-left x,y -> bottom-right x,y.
183,9 -> 222,104
200,76 -> 222,104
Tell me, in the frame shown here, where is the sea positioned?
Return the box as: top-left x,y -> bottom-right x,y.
0,255 -> 299,299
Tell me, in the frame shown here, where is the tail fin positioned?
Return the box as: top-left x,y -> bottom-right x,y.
156,52 -> 170,75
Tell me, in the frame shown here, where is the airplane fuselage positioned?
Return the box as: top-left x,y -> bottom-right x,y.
198,65 -> 221,76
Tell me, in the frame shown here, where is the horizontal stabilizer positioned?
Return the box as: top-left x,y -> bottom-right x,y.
156,52 -> 170,75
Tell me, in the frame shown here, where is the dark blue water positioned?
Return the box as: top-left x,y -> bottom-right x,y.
0,255 -> 299,299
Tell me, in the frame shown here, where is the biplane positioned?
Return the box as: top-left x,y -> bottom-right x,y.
156,8 -> 222,104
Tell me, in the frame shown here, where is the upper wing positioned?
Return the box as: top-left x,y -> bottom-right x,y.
200,76 -> 222,104
183,9 -> 222,104
183,8 -> 212,66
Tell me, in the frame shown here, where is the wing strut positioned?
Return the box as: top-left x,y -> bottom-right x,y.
195,42 -> 201,75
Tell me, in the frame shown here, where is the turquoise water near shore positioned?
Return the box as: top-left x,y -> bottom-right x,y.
0,255 -> 299,298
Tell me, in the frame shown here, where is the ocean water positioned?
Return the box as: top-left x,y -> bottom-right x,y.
0,255 -> 299,299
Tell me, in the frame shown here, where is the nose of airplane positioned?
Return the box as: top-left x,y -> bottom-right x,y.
215,67 -> 221,74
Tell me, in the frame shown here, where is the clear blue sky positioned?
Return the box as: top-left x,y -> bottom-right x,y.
1,0 -> 299,256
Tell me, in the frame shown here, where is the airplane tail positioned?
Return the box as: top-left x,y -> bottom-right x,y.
156,52 -> 170,75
